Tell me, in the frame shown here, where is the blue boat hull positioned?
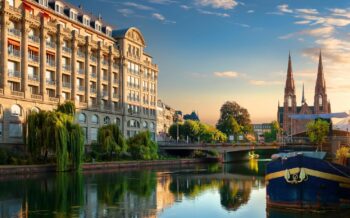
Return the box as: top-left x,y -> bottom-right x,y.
266,155 -> 350,210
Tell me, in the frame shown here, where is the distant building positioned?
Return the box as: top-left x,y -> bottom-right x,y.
183,111 -> 199,121
253,123 -> 272,142
156,100 -> 180,141
277,52 -> 331,136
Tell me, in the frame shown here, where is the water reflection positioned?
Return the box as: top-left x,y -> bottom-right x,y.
0,161 -> 349,218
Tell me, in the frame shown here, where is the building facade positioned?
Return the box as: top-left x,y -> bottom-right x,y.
252,123 -> 272,142
277,52 -> 331,136
156,99 -> 181,141
0,0 -> 158,145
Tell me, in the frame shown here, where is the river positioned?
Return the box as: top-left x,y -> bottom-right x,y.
0,160 -> 350,218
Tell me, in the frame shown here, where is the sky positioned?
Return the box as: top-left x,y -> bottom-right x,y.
69,0 -> 350,125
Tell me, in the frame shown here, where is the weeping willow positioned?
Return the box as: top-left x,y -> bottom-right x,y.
27,101 -> 84,171
97,124 -> 127,159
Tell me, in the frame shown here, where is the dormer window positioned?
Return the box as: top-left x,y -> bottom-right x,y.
83,16 -> 90,26
55,3 -> 63,14
95,22 -> 101,32
39,0 -> 48,7
70,10 -> 78,21
106,27 -> 112,37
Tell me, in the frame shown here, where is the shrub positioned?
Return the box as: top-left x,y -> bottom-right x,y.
0,148 -> 8,164
127,131 -> 158,160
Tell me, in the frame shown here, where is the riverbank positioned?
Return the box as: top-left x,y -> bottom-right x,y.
0,158 -> 208,176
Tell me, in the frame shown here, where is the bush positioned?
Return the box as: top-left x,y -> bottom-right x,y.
127,131 -> 158,160
0,148 -> 8,164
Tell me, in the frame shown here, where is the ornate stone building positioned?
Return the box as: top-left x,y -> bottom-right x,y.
0,0 -> 158,145
277,52 -> 331,135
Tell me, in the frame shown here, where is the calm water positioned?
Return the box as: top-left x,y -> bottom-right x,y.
0,160 -> 350,218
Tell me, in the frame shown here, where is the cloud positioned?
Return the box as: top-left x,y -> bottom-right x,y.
124,2 -> 154,10
118,8 -> 134,17
294,20 -> 311,25
249,80 -> 283,86
279,26 -> 334,39
180,5 -> 191,10
152,13 -> 165,21
277,4 -> 293,13
148,0 -> 176,4
197,9 -> 230,17
296,9 -> 319,15
247,10 -> 255,13
213,71 -> 239,78
195,0 -> 238,10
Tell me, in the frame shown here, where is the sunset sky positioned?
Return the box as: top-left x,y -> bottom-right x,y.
70,0 -> 350,124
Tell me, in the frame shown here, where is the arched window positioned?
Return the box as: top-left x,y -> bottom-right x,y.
150,122 -> 155,131
127,119 -> 140,128
31,107 -> 40,113
115,117 -> 121,126
28,28 -> 34,37
91,114 -> 99,124
8,21 -> 15,29
104,116 -> 111,125
288,96 -> 292,107
319,95 -> 323,106
78,113 -> 87,123
143,121 -> 148,128
11,104 -> 21,116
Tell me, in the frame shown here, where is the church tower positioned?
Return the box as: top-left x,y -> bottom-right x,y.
314,51 -> 329,114
283,53 -> 297,133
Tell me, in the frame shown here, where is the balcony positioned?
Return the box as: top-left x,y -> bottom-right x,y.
28,74 -> 40,82
143,87 -> 149,92
150,89 -> 156,93
102,91 -> 108,97
11,90 -> 24,98
8,49 -> 21,58
143,100 -> 149,104
46,79 -> 56,86
8,70 -> 21,78
62,65 -> 71,72
113,93 -> 118,99
77,68 -> 85,75
62,82 -> 71,88
49,97 -> 59,102
77,51 -> 85,58
78,86 -> 85,92
28,54 -> 39,63
127,82 -> 140,89
46,60 -> 55,68
102,60 -> 108,66
46,41 -> 56,49
103,75 -> 108,81
90,73 -> 97,78
31,94 -> 43,100
90,56 -> 97,63
28,35 -> 40,44
8,28 -> 21,37
0,88 -> 3,95
62,46 -> 72,54
79,102 -> 87,107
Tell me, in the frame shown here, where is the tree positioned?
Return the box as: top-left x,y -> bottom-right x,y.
127,131 -> 158,160
306,119 -> 330,151
183,120 -> 200,142
217,115 -> 242,141
264,121 -> 281,142
217,101 -> 252,135
97,124 -> 127,160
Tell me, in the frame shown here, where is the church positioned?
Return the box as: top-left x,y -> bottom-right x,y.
277,52 -> 331,136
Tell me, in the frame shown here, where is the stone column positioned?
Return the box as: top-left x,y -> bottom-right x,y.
1,1 -> 9,94
85,36 -> 90,106
71,30 -> 77,103
40,16 -> 47,101
56,24 -> 63,101
108,46 -> 113,110
21,11 -> 29,98
97,41 -> 102,110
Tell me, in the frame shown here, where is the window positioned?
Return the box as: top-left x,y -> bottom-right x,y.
9,123 -> 22,138
104,116 -> 110,125
79,113 -> 86,123
11,104 -> 21,116
82,127 -> 88,142
319,95 -> 323,106
8,0 -> 14,7
39,0 -> 48,7
90,128 -> 97,141
91,114 -> 99,124
143,121 -> 148,128
115,117 -> 121,126
150,122 -> 155,131
31,107 -> 40,113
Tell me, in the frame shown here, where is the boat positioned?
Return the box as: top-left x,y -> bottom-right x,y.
266,152 -> 350,210
248,151 -> 259,160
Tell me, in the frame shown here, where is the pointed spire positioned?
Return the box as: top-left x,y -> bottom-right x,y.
316,50 -> 326,91
301,83 -> 306,104
285,52 -> 295,92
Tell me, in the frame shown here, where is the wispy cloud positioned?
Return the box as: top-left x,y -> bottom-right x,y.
277,4 -> 293,14
197,9 -> 230,17
152,13 -> 176,24
213,71 -> 239,78
195,0 -> 238,10
148,0 -> 177,4
247,10 -> 255,13
118,8 -> 134,17
180,5 -> 191,10
279,26 -> 334,39
124,2 -> 154,10
296,8 -> 319,15
249,80 -> 283,86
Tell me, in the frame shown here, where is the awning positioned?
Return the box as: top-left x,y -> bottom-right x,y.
8,39 -> 20,47
28,45 -> 39,53
288,112 -> 349,120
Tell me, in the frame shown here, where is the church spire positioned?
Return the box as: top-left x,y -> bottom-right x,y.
285,51 -> 295,92
301,83 -> 306,104
315,50 -> 326,92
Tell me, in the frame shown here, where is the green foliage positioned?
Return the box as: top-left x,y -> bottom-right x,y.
97,124 -> 127,160
0,148 -> 8,164
127,131 -> 158,160
26,102 -> 84,171
216,101 -> 253,135
217,115 -> 242,141
169,120 -> 227,143
264,121 -> 281,143
306,119 -> 330,150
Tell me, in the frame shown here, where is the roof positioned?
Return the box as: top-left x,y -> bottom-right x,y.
112,27 -> 146,45
289,112 -> 348,120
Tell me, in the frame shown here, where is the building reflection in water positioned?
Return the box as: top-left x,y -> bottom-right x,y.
0,163 -> 266,218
